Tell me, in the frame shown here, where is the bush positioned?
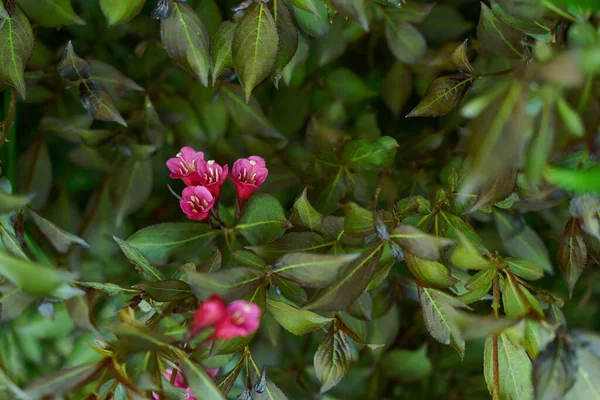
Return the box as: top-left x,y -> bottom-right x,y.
1,0 -> 600,399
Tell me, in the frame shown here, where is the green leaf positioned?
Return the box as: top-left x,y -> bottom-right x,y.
449,231 -> 492,270
109,157 -> 152,226
505,258 -> 544,281
557,218 -> 587,297
381,346 -> 432,382
448,39 -> 477,74
484,334 -> 534,400
177,349 -> 226,400
556,96 -> 585,137
16,0 -> 84,27
477,2 -> 523,59
293,0 -> 329,37
343,136 -> 399,170
211,21 -> 236,85
233,3 -> 279,101
305,243 -> 383,312
314,330 -> 352,393
161,3 -> 211,86
344,202 -> 374,239
525,100 -> 554,183
382,62 -> 413,116
187,267 -> 265,302
325,68 -> 377,103
127,223 -> 219,265
28,208 -> 89,253
23,363 -> 101,399
100,0 -> 145,25
271,0 -> 298,86
79,80 -> 127,126
330,0 -> 368,31
490,0 -> 550,34
221,84 -> 287,148
237,194 -> 291,246
0,222 -> 27,259
291,187 -> 323,232
502,272 -> 536,317
546,167 -> 600,194
533,335 -> 578,400
113,236 -> 164,281
458,268 -> 495,304
384,14 -> 426,64
57,41 -> 90,82
274,252 -> 359,287
0,250 -> 75,295
418,286 -> 466,358
347,292 -> 373,321
133,280 -> 193,302
406,74 -> 473,118
199,250 -> 223,273
438,213 -> 482,254
449,308 -> 518,340
0,6 -> 34,99
0,190 -> 31,214
249,232 -> 330,264
390,224 -> 453,261
564,346 -> 600,399
267,299 -> 333,335
404,253 -> 457,289
75,281 -> 139,296
494,211 -> 553,274
88,60 -> 144,97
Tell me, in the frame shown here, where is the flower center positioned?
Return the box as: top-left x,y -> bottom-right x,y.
187,195 -> 209,213
203,161 -> 220,184
230,310 -> 245,326
177,154 -> 195,175
237,167 -> 257,184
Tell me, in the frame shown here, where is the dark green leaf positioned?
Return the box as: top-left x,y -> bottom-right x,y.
274,252 -> 359,287
57,41 -> 89,82
290,187 -> 323,231
109,157 -> 152,226
0,6 -> 34,98
29,208 -> 89,253
477,2 -> 523,59
448,39 -> 477,74
381,346 -> 432,382
344,202 -> 374,239
343,136 -> 398,170
271,0 -> 298,86
557,218 -> 587,297
505,258 -> 544,281
384,15 -> 426,64
404,253 -> 457,289
390,224 -> 452,261
249,232 -> 329,264
382,62 -> 412,116
292,0 -> 329,37
113,236 -> 164,281
16,0 -> 84,27
330,0 -> 368,31
211,21 -> 236,85
440,211 -> 486,252
133,280 -> 193,302
237,194 -> 291,246
233,3 -> 278,101
79,80 -> 127,126
0,251 -> 75,295
187,267 -> 265,302
314,330 -> 352,393
533,335 -> 578,400
100,0 -> 145,25
267,299 -> 333,335
177,349 -> 226,400
23,363 -> 101,399
406,74 -> 473,118
325,68 -> 377,103
89,60 -> 144,97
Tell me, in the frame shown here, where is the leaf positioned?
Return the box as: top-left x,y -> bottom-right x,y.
17,140 -> 52,210
557,218 -> 587,297
314,330 -> 352,393
330,0 -> 368,31
418,286 -> 465,358
533,335 -> 578,400
23,363 -> 101,399
271,0 -> 297,86
0,6 -> 34,98
404,253 -> 457,289
66,295 -> 97,333
57,41 -> 90,82
292,0 -> 329,37
381,346 -> 432,382
347,292 -> 373,321
76,281 -> 139,296
484,334 -> 534,400
100,0 -> 145,25
0,190 -> 31,214
564,347 -> 600,399
233,3 -> 279,101
387,2 -> 435,22
176,350 -> 226,400
113,236 -> 164,281
546,167 -> 600,194
477,2 -> 523,59
133,280 -> 193,302
290,187 -> 323,231
390,224 -> 453,261
382,62 -> 413,116
406,74 -> 473,118
343,136 -> 399,170
502,272 -> 539,317
505,258 -> 544,281
28,208 -> 89,253
449,309 -> 518,340
494,211 -> 553,274
16,0 -> 84,27
109,157 -> 153,226
237,194 -> 291,246
325,68 -> 377,103
450,231 -> 492,270
89,60 -> 144,98
448,39 -> 476,74
384,15 -> 426,64
161,3 -> 211,86
221,85 -> 287,147
440,211 -> 486,252
305,243 -> 383,312
556,95 -> 585,137
79,80 -> 127,126
127,223 -> 219,265
458,268 -> 495,304
0,250 -> 75,295
490,0 -> 550,34
267,299 -> 333,335
0,223 -> 26,259
344,202 -> 374,239
274,252 -> 359,287
187,267 -> 265,302
211,21 -> 236,85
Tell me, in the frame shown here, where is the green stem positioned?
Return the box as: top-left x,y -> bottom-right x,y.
1,89 -> 17,185
24,232 -> 53,265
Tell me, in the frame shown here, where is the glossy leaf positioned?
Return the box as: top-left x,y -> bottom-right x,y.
113,236 -> 164,281
274,252 -> 359,287
390,224 -> 452,261
0,6 -> 34,98
211,21 -> 236,85
505,258 -> 544,281
237,194 -> 291,246
29,208 -> 89,253
314,330 -> 352,393
293,0 -> 329,37
177,350 -> 226,400
187,267 -> 265,302
477,2 -> 523,59
100,0 -> 145,25
484,334 -> 534,400
407,74 -> 473,118
384,14 -> 426,64
271,0 -> 298,86
133,280 -> 193,302
267,299 -> 333,335
79,80 -> 127,126
0,251 -> 75,295
16,0 -> 84,27
405,253 -> 456,288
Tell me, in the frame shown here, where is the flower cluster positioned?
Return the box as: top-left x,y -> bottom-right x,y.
187,294 -> 261,341
167,147 -> 268,221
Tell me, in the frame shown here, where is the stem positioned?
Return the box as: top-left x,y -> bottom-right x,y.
577,75 -> 593,113
0,89 -> 17,185
479,67 -> 517,78
492,273 -> 500,318
492,273 -> 500,400
0,88 -> 16,152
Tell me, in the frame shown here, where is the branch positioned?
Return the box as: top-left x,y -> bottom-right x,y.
0,88 -> 17,153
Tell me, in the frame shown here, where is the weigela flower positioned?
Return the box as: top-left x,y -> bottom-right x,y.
152,369 -> 195,400
230,156 -> 268,206
195,159 -> 228,199
180,186 -> 215,221
212,300 -> 261,340
190,294 -> 227,335
166,146 -> 204,186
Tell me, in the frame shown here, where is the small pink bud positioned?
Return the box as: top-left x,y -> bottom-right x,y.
190,295 -> 227,336
180,186 -> 215,221
166,146 -> 204,186
195,159 -> 229,199
230,156 -> 268,206
212,300 -> 261,340
205,367 -> 219,379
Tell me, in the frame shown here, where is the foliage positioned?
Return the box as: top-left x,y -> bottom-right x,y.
1,0 -> 600,399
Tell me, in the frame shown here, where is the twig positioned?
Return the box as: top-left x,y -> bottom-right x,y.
0,88 -> 16,153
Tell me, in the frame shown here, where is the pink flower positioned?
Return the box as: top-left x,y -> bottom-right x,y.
195,159 -> 228,199
205,368 -> 219,379
190,295 -> 227,335
180,186 -> 215,221
212,300 -> 261,340
230,156 -> 268,206
166,146 -> 204,186
153,369 -> 196,400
